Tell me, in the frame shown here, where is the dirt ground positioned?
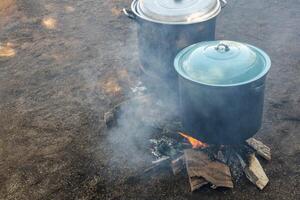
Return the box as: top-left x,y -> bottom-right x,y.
0,0 -> 299,199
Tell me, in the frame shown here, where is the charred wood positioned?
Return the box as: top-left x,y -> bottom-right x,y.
184,149 -> 233,191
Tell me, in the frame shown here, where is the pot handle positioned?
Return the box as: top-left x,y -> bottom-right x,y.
123,8 -> 136,20
220,0 -> 227,8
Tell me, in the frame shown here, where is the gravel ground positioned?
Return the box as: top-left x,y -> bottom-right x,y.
0,0 -> 299,199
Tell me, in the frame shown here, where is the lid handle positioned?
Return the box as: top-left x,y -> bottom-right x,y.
123,8 -> 136,19
220,0 -> 227,8
215,43 -> 230,53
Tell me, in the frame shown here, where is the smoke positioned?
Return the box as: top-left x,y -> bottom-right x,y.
105,96 -> 157,168
104,89 -> 178,171
101,32 -> 180,169
76,2 -> 179,172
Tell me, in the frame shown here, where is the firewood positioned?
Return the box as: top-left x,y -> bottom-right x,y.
171,155 -> 185,175
152,156 -> 170,164
237,153 -> 269,190
184,149 -> 233,191
247,154 -> 269,190
246,138 -> 271,161
143,164 -> 160,174
189,177 -> 208,192
142,156 -> 171,174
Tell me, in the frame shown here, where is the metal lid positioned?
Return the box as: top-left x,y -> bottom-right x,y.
135,0 -> 222,24
174,40 -> 271,86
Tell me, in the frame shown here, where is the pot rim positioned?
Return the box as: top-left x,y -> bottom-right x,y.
174,42 -> 271,87
131,0 -> 221,25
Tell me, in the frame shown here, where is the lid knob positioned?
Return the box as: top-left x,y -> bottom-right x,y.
215,43 -> 230,53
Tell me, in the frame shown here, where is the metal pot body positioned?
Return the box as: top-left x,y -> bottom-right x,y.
136,17 -> 217,84
178,75 -> 267,145
123,0 -> 220,88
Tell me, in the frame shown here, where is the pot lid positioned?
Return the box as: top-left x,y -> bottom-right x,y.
174,40 -> 271,86
136,0 -> 221,23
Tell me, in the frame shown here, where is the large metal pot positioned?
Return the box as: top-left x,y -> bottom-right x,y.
174,40 -> 271,144
123,0 -> 227,88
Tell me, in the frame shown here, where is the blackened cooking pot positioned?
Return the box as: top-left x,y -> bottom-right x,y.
174,40 -> 271,144
123,0 -> 227,88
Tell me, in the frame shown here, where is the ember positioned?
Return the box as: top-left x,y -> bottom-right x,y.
178,132 -> 208,149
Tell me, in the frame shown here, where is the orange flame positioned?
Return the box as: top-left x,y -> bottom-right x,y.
178,132 -> 208,149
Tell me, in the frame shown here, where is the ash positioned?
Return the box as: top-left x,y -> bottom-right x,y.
150,136 -> 184,159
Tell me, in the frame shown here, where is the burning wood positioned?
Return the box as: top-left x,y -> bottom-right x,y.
104,94 -> 272,192
184,149 -> 233,191
178,132 -> 208,149
246,138 -> 271,161
237,153 -> 269,190
146,130 -> 271,193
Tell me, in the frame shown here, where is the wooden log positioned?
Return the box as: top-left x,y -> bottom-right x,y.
143,157 -> 170,174
152,156 -> 170,164
171,155 -> 185,175
237,153 -> 269,190
189,177 -> 208,192
246,138 -> 271,161
247,154 -> 269,190
184,149 -> 233,191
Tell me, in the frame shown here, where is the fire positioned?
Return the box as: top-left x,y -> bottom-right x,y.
178,132 -> 208,149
